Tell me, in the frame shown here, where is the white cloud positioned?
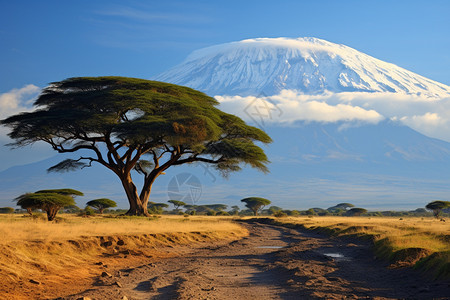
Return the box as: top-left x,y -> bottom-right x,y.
216,90 -> 450,142
216,90 -> 384,128
0,84 -> 40,120
0,85 -> 55,171
0,84 -> 40,140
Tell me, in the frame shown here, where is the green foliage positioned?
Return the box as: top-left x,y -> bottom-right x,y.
273,211 -> 287,218
63,205 -> 81,213
0,207 -> 15,214
14,192 -> 75,221
216,211 -> 230,216
268,206 -> 282,215
241,197 -> 271,216
168,200 -> 187,210
229,205 -> 240,215
426,200 -> 450,218
36,188 -> 84,197
327,203 -> 354,215
203,204 -> 228,211
285,210 -> 300,216
335,203 -> 355,210
147,202 -> 169,214
346,207 -> 368,216
86,198 -> 117,214
305,208 -> 316,216
79,206 -> 96,216
310,207 -> 328,216
1,77 -> 272,216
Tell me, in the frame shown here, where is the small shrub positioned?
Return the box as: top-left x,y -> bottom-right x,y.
0,207 -> 15,214
216,211 -> 230,216
273,211 -> 287,218
78,206 -> 95,216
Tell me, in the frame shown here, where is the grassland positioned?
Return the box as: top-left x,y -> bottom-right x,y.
0,214 -> 247,299
0,214 -> 245,243
1,213 -> 448,299
256,216 -> 450,279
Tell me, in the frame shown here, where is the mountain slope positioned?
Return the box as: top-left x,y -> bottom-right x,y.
154,37 -> 450,97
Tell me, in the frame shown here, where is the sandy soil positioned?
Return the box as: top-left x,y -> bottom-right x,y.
58,221 -> 448,300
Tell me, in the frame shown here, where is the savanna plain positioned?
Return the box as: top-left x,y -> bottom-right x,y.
0,214 -> 448,299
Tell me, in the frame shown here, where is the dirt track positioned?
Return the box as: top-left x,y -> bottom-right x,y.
62,221 -> 448,299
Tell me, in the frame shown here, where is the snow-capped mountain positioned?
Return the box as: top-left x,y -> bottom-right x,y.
3,37 -> 450,210
155,37 -> 450,97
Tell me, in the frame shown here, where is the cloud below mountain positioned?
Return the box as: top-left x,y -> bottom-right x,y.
216,90 -> 450,142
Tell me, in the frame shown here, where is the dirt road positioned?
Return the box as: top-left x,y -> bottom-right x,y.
62,221 -> 448,299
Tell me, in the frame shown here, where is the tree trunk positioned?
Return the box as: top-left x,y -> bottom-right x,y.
46,207 -> 58,221
139,183 -> 153,216
120,174 -> 150,216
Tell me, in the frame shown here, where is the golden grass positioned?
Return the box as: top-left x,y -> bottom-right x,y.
0,214 -> 248,299
259,216 -> 449,279
0,214 -> 244,243
272,216 -> 449,253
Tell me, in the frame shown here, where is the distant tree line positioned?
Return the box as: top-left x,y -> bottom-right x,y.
5,190 -> 450,220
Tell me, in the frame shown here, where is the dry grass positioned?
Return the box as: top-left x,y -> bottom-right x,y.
273,216 -> 449,252
0,214 -> 247,299
0,214 -> 244,243
262,216 -> 450,279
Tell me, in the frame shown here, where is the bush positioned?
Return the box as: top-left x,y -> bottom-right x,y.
0,207 -> 15,214
273,211 -> 288,218
78,206 -> 95,216
216,211 -> 230,216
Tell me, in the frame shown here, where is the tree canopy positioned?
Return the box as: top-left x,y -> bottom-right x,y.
0,207 -> 15,214
241,197 -> 271,216
36,189 -> 84,197
86,198 -> 117,214
335,203 -> 354,210
346,207 -> 367,216
168,200 -> 186,210
15,192 -> 76,221
147,202 -> 169,214
1,77 -> 272,216
425,200 -> 450,218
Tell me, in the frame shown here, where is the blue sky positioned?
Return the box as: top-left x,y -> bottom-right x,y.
1,1 -> 450,210
1,0 -> 449,94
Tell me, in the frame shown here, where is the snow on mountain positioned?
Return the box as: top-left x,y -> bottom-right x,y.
154,37 -> 450,97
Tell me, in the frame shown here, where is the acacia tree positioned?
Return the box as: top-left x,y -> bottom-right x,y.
168,200 -> 186,212
241,197 -> 271,216
15,192 -> 76,221
346,207 -> 367,216
1,77 -> 272,216
425,200 -> 450,218
229,205 -> 240,215
86,198 -> 117,214
15,188 -> 83,216
148,202 -> 169,214
0,207 -> 14,214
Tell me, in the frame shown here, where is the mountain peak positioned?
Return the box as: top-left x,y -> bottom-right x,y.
154,37 -> 450,97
